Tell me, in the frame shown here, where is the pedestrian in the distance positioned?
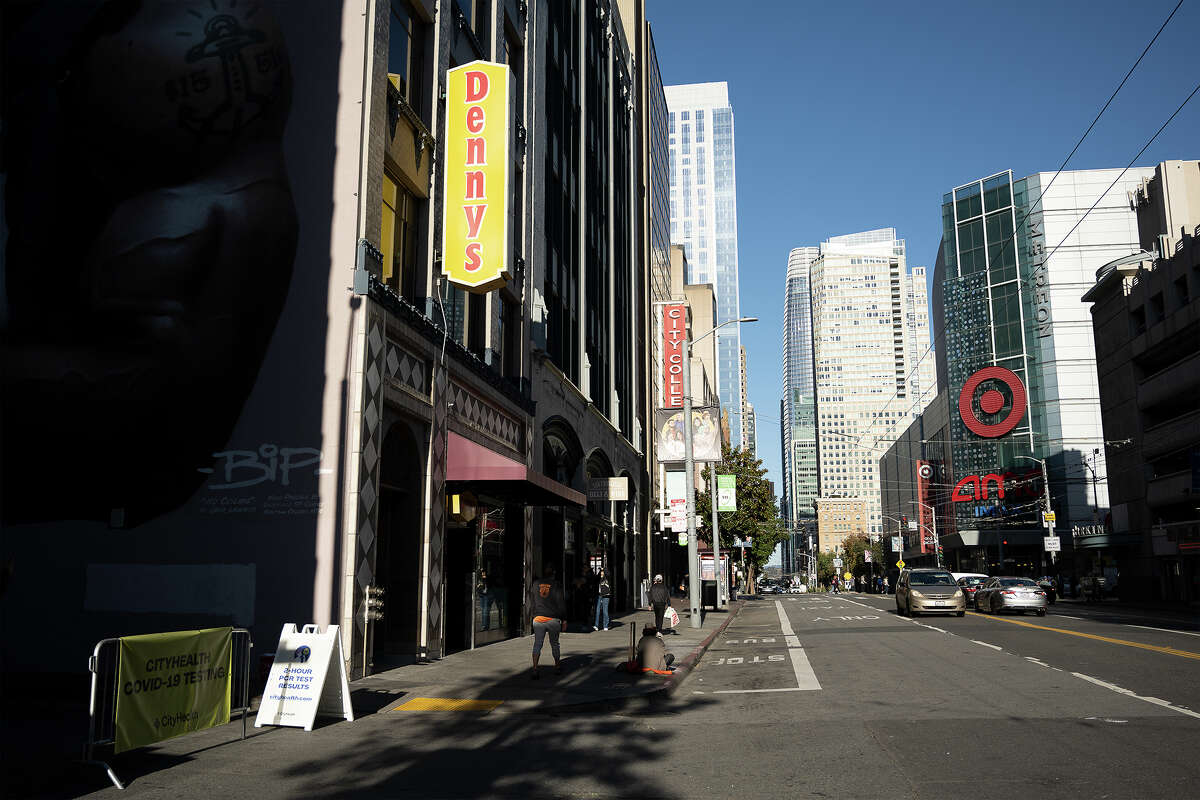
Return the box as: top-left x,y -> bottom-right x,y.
593,568 -> 612,631
530,566 -> 567,679
882,576 -> 889,594
649,574 -> 671,634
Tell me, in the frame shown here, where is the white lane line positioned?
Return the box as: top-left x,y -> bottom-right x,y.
971,640 -> 1002,651
1055,614 -> 1083,620
774,600 -> 822,691
1072,672 -> 1200,720
775,600 -> 797,637
713,687 -> 809,694
1124,624 -> 1200,638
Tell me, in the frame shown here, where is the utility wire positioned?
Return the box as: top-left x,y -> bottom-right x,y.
838,0 -> 1186,456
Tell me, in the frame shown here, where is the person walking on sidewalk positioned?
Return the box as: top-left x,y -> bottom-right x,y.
593,569 -> 612,631
649,574 -> 671,634
531,566 -> 567,679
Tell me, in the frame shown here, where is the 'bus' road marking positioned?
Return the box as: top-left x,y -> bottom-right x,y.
972,613 -> 1200,661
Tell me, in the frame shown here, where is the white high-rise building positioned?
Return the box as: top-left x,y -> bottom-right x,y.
810,228 -> 935,544
665,82 -> 744,447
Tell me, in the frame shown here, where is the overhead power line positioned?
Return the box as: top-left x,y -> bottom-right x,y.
839,0 -> 1187,455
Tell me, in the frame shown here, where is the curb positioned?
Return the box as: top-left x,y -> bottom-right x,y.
536,600 -> 746,714
660,599 -> 745,696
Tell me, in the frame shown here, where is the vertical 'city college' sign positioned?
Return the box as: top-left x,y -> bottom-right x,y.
662,304 -> 686,408
442,61 -> 510,292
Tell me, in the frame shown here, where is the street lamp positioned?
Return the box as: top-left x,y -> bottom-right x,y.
907,500 -> 940,568
683,315 -> 757,626
1018,455 -> 1056,572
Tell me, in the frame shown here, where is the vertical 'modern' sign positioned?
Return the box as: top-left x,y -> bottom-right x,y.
442,61 -> 510,292
663,303 -> 686,408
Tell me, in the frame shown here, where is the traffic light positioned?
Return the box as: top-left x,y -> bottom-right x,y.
1002,539 -> 1008,546
901,515 -> 908,527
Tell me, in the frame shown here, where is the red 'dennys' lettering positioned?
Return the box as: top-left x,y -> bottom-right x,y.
466,105 -> 485,134
465,70 -> 489,102
464,205 -> 486,238
464,242 -> 482,272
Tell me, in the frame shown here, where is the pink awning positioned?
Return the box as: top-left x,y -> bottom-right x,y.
446,432 -> 585,507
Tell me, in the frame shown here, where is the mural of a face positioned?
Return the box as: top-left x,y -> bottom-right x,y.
2,1 -> 297,525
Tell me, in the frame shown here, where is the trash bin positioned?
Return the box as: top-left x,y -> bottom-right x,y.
701,579 -> 717,608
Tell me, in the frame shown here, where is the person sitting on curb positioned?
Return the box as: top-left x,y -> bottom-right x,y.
530,566 -> 567,680
636,625 -> 675,672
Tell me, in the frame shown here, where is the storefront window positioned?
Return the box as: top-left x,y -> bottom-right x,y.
475,505 -> 508,643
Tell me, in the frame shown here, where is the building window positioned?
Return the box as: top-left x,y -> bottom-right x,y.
499,295 -> 520,378
382,173 -> 421,301
468,291 -> 486,358
456,0 -> 491,49
389,0 -> 428,121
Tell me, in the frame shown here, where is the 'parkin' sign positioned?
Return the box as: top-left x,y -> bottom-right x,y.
442,61 -> 510,292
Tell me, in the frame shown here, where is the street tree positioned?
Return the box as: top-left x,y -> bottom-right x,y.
694,445 -> 784,579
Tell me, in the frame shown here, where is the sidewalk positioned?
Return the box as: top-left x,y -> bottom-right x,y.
5,599 -> 742,797
353,597 -> 741,713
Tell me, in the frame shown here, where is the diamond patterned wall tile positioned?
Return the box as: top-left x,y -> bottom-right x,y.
383,336 -> 430,398
352,307 -> 386,671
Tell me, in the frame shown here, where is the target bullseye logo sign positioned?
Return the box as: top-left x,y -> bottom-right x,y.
918,464 -> 933,479
958,366 -> 1027,438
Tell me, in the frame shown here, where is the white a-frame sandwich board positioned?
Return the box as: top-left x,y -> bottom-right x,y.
255,624 -> 354,731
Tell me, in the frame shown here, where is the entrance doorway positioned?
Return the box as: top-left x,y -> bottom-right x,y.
374,422 -> 423,668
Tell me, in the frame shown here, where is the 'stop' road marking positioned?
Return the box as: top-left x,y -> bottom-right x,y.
973,612 -> 1200,660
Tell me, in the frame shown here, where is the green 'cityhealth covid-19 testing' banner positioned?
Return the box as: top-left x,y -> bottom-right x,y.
115,627 -> 233,753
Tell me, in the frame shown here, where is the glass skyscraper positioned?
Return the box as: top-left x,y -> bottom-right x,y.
936,168 -> 1155,570
664,82 -> 744,447
781,247 -> 820,531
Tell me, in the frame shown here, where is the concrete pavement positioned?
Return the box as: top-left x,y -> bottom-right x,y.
9,599 -> 742,797
15,591 -> 1200,798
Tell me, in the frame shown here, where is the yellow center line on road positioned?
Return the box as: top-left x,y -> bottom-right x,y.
967,611 -> 1200,660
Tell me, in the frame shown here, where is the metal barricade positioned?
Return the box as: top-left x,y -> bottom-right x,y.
85,628 -> 253,790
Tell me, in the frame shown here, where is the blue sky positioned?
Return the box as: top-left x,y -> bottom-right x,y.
650,0 -> 1199,496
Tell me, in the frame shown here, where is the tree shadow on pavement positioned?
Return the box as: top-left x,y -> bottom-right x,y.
272,661 -> 715,798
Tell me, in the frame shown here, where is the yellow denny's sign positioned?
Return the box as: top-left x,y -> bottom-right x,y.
442,61 -> 510,292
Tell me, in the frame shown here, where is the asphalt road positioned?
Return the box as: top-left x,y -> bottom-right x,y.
74,593 -> 1200,799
